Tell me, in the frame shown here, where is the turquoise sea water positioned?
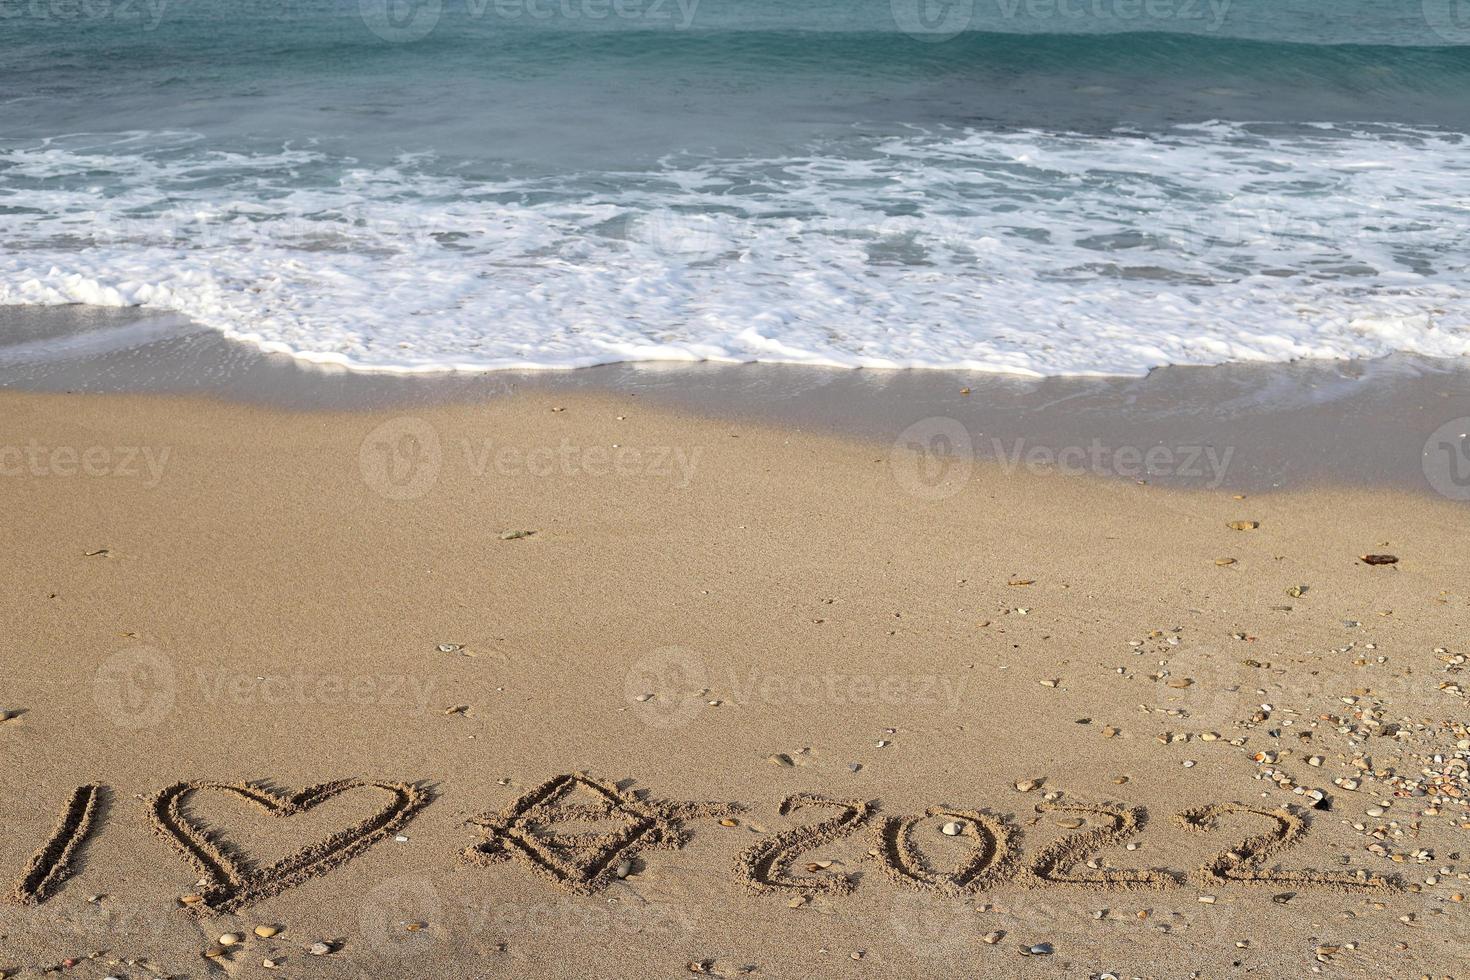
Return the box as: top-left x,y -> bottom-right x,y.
1,0 -> 1468,373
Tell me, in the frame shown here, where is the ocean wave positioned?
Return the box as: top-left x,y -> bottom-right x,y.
1,122 -> 1467,375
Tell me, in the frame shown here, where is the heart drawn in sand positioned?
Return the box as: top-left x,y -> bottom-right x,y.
147,778 -> 432,916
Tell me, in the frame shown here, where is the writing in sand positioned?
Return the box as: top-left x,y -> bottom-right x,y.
8,771 -> 1395,915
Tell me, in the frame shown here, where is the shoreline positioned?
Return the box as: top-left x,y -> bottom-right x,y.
3,305 -> 1470,496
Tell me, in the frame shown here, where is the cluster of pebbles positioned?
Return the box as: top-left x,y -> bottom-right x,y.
196,923 -> 337,971
1186,640 -> 1470,905
1107,610 -> 1468,971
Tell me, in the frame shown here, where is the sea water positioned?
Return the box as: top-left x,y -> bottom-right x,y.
1,0 -> 1467,374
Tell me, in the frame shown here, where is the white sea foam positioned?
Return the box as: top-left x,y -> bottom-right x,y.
1,123 -> 1467,376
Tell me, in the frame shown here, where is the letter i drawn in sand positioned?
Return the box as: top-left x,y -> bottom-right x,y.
11,784 -> 107,905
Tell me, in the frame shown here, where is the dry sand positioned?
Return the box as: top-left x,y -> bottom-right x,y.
0,386 -> 1467,978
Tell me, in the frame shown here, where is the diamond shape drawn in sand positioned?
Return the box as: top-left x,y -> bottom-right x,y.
463,771 -> 739,895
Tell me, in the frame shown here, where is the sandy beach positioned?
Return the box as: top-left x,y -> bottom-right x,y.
5,0 -> 1470,971
1,380 -> 1467,978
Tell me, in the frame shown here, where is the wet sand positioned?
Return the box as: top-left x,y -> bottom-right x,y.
4,304 -> 1470,494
